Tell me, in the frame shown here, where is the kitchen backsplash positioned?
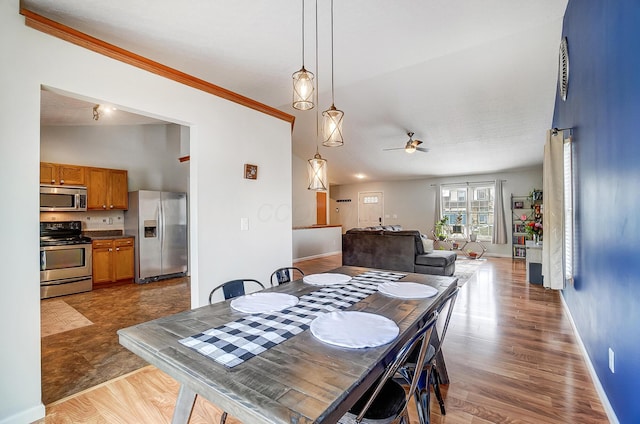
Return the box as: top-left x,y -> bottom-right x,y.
40,210 -> 125,231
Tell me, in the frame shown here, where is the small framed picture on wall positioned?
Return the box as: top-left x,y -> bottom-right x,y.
244,164 -> 258,180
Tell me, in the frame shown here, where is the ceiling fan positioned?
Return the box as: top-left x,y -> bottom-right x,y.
383,132 -> 429,154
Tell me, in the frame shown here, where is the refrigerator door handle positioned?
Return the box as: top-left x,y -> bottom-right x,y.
159,200 -> 164,264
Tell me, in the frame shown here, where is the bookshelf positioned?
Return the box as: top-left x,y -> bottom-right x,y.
511,191 -> 543,259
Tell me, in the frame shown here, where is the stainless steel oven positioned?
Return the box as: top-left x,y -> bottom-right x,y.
40,221 -> 92,299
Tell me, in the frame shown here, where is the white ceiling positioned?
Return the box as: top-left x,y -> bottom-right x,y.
26,0 -> 568,185
40,89 -> 171,126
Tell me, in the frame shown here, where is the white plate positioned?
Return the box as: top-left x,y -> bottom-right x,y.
377,282 -> 438,299
230,292 -> 299,314
310,311 -> 399,348
303,273 -> 352,286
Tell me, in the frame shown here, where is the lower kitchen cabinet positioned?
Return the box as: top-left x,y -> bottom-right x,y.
92,238 -> 134,286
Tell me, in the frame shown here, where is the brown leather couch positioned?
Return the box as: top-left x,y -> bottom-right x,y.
342,228 -> 457,276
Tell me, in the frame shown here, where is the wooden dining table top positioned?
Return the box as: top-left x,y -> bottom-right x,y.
117,266 -> 458,424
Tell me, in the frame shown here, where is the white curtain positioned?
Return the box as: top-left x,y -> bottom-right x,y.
434,184 -> 441,228
492,180 -> 508,244
542,130 -> 565,290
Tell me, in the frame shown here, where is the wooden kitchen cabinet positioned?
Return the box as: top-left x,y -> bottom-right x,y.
92,238 -> 134,287
114,238 -> 135,281
92,240 -> 114,285
40,162 -> 85,186
86,167 -> 128,210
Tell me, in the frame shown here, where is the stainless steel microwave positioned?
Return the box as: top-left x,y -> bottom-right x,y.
40,185 -> 87,212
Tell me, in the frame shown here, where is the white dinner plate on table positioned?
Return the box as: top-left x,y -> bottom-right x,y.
230,292 -> 299,314
303,273 -> 352,286
310,311 -> 399,348
377,282 -> 438,299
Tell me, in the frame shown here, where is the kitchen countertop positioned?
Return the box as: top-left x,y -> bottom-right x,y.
293,225 -> 342,230
83,230 -> 134,240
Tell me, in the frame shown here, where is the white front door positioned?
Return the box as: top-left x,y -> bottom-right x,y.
358,192 -> 384,227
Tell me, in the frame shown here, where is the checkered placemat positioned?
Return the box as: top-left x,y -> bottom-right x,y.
179,270 -> 406,367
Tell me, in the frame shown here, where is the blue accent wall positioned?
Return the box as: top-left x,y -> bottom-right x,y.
553,1 -> 640,422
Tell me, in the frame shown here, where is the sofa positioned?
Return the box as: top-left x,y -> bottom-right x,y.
342,227 -> 457,276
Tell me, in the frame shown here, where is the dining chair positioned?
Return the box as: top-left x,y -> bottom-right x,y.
208,279 -> 265,304
270,266 -> 304,286
208,278 -> 265,424
337,311 -> 440,424
396,287 -> 459,424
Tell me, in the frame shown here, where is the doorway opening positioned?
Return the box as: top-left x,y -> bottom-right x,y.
39,86 -> 192,404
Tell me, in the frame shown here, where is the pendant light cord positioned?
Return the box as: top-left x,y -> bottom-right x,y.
301,0 -> 305,68
330,0 -> 335,105
315,0 -> 319,147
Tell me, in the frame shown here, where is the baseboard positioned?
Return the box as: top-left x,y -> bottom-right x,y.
559,293 -> 619,424
293,250 -> 342,263
0,403 -> 45,424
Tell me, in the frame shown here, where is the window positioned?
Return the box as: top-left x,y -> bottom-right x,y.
441,184 -> 495,240
564,138 -> 574,282
362,196 -> 379,204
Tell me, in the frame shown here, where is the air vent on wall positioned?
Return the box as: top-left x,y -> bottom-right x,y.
558,37 -> 569,101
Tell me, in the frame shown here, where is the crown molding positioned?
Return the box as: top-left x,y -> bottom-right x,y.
20,8 -> 295,126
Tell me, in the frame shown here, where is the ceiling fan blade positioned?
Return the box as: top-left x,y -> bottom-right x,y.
415,147 -> 430,152
383,147 -> 405,151
412,139 -> 423,146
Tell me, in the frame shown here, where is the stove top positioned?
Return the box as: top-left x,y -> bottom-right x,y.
40,221 -> 91,246
40,236 -> 92,247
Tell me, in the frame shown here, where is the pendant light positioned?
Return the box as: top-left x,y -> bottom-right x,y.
308,149 -> 327,190
322,0 -> 344,147
292,0 -> 314,110
308,0 -> 327,191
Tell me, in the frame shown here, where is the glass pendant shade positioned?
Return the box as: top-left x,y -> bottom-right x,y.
405,144 -> 417,154
307,151 -> 327,191
292,67 -> 315,110
322,104 -> 344,147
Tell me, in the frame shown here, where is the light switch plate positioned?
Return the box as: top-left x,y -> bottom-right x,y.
240,217 -> 249,231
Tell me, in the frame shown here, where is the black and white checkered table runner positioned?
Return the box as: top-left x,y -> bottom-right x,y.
179,270 -> 406,368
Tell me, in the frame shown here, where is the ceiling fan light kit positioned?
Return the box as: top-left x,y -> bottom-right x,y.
383,131 -> 429,154
405,144 -> 417,154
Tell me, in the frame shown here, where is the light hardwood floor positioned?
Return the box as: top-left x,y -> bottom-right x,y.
36,255 -> 609,423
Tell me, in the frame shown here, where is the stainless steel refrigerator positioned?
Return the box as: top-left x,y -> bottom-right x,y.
125,190 -> 188,283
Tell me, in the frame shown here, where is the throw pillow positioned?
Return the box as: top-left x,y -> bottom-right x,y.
421,235 -> 434,253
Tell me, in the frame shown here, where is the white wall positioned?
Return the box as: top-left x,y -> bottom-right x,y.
292,226 -> 342,261
292,153 -> 332,227
40,123 -> 189,193
330,168 -> 543,257
0,2 -> 291,422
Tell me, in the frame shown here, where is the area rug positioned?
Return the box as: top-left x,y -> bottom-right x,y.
454,258 -> 486,286
41,299 -> 93,338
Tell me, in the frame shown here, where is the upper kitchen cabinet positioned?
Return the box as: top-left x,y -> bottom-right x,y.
40,162 -> 85,186
86,167 -> 129,210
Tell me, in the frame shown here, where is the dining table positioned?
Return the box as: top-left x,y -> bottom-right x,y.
117,266 -> 458,424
